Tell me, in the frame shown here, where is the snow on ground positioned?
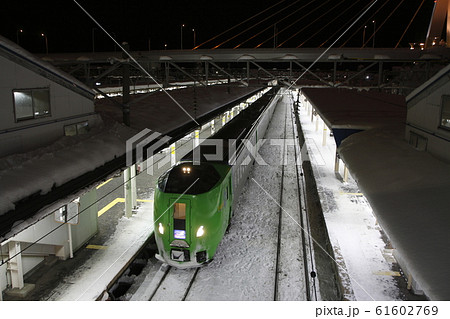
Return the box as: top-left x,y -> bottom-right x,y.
298,99 -> 403,301
186,93 -> 307,301
338,125 -> 450,300
0,121 -> 137,216
44,200 -> 153,301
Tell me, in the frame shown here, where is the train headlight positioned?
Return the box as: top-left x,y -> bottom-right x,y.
158,223 -> 164,235
196,226 -> 205,237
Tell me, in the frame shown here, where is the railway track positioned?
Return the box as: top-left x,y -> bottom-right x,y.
272,94 -> 317,301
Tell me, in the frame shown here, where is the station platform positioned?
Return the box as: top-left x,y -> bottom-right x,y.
3,89 -> 424,301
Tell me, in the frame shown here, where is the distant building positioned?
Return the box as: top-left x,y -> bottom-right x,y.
406,64 -> 450,162
0,35 -> 100,158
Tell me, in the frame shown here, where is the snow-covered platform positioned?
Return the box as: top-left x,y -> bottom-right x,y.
339,125 -> 450,300
300,86 -> 450,300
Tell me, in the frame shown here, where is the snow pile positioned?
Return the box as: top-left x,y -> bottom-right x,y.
339,125 -> 450,300
0,121 -> 137,215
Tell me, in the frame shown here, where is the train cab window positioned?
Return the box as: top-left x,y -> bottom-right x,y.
160,162 -> 221,194
173,203 -> 186,220
173,203 -> 186,233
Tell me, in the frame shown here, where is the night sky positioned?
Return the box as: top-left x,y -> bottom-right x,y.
0,0 -> 436,53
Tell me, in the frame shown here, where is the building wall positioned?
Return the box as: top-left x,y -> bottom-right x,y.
0,188 -> 98,293
406,76 -> 450,163
0,55 -> 100,158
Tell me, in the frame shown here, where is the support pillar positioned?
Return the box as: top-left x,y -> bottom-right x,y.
124,167 -> 132,218
205,61 -> 209,86
131,164 -> 137,209
322,122 -> 328,146
68,224 -> 73,259
289,61 -> 293,82
343,165 -> 349,182
164,62 -> 170,88
8,242 -> 24,289
122,43 -> 131,127
247,61 -> 250,84
333,61 -> 337,85
315,115 -> 319,132
211,119 -> 215,135
334,152 -> 340,173
378,61 -> 383,88
194,129 -> 200,148
170,143 -> 176,166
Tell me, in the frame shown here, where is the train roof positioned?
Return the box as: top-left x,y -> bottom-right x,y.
182,88 -> 278,165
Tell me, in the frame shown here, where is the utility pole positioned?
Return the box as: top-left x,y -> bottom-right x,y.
122,42 -> 131,126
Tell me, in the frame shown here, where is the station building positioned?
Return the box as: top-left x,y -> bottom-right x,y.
0,35 -> 101,296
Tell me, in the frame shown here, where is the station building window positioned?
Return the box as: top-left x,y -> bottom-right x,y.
440,95 -> 450,129
64,121 -> 89,136
13,88 -> 51,121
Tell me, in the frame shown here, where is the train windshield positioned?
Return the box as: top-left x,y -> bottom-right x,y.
158,163 -> 221,195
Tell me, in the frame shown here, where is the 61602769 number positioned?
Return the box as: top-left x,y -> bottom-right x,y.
375,306 -> 438,316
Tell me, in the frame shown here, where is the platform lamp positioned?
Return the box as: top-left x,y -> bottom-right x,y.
180,24 -> 185,50
372,20 -> 376,48
41,33 -> 48,54
16,29 -> 23,45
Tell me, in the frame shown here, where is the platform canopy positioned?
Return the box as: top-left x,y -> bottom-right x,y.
301,88 -> 407,146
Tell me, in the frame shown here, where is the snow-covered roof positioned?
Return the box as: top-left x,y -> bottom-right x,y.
406,63 -> 450,107
338,125 -> 450,300
302,88 -> 406,130
0,35 -> 94,99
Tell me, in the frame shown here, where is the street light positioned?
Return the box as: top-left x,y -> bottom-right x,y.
180,24 -> 185,50
192,28 -> 196,48
372,20 -> 376,48
41,33 -> 48,54
16,29 -> 23,45
165,43 -> 167,50
362,25 -> 367,47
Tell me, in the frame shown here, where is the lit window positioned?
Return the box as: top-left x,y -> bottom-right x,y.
173,202 -> 186,237
173,203 -> 186,220
440,95 -> 450,129
13,88 -> 50,121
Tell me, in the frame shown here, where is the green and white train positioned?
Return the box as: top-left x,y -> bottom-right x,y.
154,87 -> 280,268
